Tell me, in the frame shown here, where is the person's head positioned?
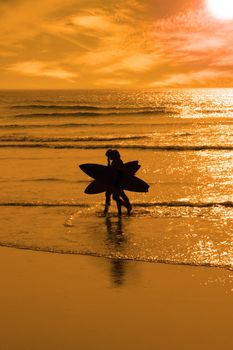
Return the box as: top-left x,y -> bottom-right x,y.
111,150 -> 120,160
105,149 -> 114,159
105,149 -> 121,160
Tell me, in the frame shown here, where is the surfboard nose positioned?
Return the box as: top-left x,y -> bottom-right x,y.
79,164 -> 87,174
79,164 -> 86,171
79,164 -> 90,173
79,163 -> 96,179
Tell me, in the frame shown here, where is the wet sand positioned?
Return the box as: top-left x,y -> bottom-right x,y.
0,247 -> 232,350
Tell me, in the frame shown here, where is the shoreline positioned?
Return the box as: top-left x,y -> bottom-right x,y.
0,243 -> 232,272
0,246 -> 232,350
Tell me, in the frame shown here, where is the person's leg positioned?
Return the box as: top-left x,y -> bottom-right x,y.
113,193 -> 123,216
104,191 -> 111,214
116,199 -> 122,216
120,191 -> 132,214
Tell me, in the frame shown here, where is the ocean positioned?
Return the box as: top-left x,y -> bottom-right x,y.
0,88 -> 233,271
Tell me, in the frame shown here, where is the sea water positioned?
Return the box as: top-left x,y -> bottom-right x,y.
0,89 -> 233,271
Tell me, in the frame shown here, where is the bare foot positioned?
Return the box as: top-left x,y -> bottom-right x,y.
127,207 -> 132,216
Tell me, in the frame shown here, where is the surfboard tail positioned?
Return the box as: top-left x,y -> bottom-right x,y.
84,180 -> 107,194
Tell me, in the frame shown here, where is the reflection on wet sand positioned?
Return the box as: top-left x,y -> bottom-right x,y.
105,216 -> 127,286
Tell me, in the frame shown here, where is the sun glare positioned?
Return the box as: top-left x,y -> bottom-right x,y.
207,0 -> 233,20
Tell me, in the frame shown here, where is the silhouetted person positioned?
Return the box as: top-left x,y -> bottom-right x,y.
104,149 -> 132,216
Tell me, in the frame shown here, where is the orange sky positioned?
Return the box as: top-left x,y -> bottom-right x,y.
0,0 -> 233,89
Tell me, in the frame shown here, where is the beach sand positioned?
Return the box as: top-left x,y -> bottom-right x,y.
0,247 -> 232,350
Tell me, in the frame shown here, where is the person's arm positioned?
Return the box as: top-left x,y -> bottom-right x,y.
104,156 -> 111,213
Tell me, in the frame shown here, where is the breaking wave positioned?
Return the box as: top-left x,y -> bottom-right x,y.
0,241 -> 232,271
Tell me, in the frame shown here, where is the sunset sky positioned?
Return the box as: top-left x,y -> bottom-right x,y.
0,0 -> 233,89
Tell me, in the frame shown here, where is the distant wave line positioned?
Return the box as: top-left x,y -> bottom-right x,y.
0,135 -> 147,142
200,109 -> 233,114
9,105 -> 233,115
134,201 -> 233,208
0,201 -> 89,207
10,104 -> 167,112
0,122 -> 199,129
1,201 -> 233,208
11,104 -> 116,110
1,144 -> 233,151
10,105 -> 233,113
12,109 -> 176,118
1,120 -> 233,130
0,178 -> 89,184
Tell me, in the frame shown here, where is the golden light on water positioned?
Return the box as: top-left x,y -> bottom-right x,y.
207,0 -> 233,20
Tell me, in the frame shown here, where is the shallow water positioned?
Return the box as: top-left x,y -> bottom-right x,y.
0,89 -> 233,270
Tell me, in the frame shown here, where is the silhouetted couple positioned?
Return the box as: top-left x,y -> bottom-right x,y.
104,149 -> 132,216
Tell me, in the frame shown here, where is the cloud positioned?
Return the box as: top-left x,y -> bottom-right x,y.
0,49 -> 17,57
97,53 -> 159,73
0,0 -> 233,88
149,69 -> 232,87
212,53 -> 233,67
72,14 -> 112,30
7,61 -> 77,80
181,37 -> 224,52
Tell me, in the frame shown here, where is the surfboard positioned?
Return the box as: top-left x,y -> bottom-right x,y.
85,180 -> 107,194
79,163 -> 149,193
121,161 -> 140,175
84,161 -> 141,194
